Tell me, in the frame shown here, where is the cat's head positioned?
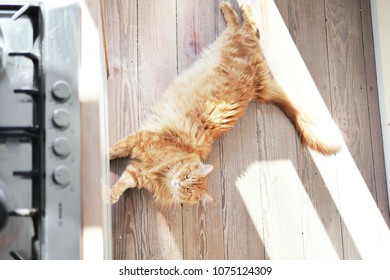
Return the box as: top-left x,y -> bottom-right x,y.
170,161 -> 215,205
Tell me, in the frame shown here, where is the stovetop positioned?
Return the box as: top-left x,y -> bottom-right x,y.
0,2 -> 81,260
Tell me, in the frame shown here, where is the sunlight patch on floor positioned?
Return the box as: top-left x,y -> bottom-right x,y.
236,154 -> 390,259
248,0 -> 390,259
236,160 -> 340,259
311,148 -> 390,259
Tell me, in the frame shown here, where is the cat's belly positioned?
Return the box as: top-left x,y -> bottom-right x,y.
141,33 -> 257,137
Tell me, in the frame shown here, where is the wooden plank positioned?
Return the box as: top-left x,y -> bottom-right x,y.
137,0 -> 183,259
325,0 -> 375,259
221,104 -> 265,259
105,0 -> 141,259
325,0 -> 375,195
285,0 -> 343,259
316,0 -> 390,259
256,104 -> 304,259
212,0 -> 265,260
182,146 -> 225,259
360,0 -> 390,227
177,0 -> 225,260
251,0 -> 305,259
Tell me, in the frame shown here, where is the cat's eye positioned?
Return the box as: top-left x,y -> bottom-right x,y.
185,173 -> 192,180
186,187 -> 192,193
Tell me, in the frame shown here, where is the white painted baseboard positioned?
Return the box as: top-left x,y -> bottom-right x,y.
371,0 -> 390,210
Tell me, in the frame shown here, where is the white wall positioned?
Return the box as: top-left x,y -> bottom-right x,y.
371,0 -> 390,207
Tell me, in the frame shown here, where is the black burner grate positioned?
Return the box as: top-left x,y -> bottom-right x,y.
0,4 -> 44,260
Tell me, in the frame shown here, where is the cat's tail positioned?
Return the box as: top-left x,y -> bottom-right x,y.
234,1 -> 343,154
254,81 -> 343,155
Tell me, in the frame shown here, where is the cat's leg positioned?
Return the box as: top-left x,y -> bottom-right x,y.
220,2 -> 240,29
255,81 -> 342,155
109,164 -> 139,204
109,131 -> 147,160
109,132 -> 138,160
238,1 -> 257,33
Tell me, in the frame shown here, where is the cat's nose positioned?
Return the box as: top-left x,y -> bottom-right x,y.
177,180 -> 185,188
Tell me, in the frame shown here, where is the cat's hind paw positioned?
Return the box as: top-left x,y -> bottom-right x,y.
220,1 -> 240,28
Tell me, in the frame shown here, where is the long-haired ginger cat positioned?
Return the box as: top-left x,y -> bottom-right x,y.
108,1 -> 342,206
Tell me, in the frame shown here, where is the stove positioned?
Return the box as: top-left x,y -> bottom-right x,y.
0,1 -> 81,259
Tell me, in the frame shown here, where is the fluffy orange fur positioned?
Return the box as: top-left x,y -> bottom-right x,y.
109,2 -> 342,205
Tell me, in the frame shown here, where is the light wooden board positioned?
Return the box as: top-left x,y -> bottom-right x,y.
177,0 -> 225,260
137,0 -> 183,260
325,0 -> 377,259
283,0 -> 343,259
105,0 -> 141,259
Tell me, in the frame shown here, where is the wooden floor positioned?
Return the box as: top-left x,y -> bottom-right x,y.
104,0 -> 390,259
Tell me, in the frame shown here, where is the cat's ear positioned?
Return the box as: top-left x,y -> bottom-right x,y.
199,163 -> 214,177
201,191 -> 215,205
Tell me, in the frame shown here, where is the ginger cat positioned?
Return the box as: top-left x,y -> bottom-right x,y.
108,1 -> 341,205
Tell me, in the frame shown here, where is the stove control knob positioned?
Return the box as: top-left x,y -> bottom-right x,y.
52,137 -> 71,157
52,108 -> 71,128
53,165 -> 72,186
52,80 -> 71,102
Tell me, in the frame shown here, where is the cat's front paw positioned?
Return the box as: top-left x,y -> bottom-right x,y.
108,142 -> 131,160
101,187 -> 112,204
102,187 -> 121,204
109,146 -> 121,160
108,147 -> 115,160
